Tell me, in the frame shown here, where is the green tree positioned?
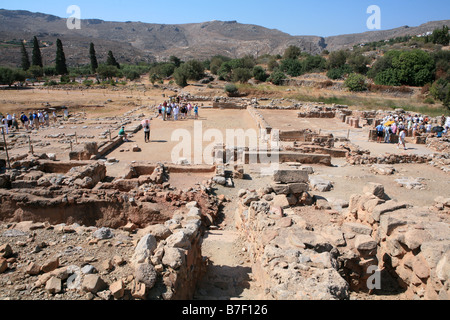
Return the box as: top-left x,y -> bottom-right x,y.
169,56 -> 182,67
268,71 -> 286,85
225,83 -> 239,96
283,45 -> 302,60
32,36 -> 43,68
97,64 -> 120,80
327,65 -> 352,80
150,73 -> 161,85
0,67 -> 26,87
124,69 -> 141,81
392,50 -> 435,86
21,41 -> 30,71
280,59 -> 303,77
348,53 -> 371,74
302,55 -> 327,73
55,39 -> 68,75
431,25 -> 450,46
344,73 -> 368,92
232,68 -> 252,83
327,50 -> 349,69
253,66 -> 269,82
89,43 -> 99,73
374,69 -> 402,86
149,63 -> 176,78
217,62 -> 233,81
267,57 -> 279,71
106,51 -> 120,69
173,60 -> 205,87
369,50 -> 435,87
430,78 -> 450,109
28,65 -> 44,78
210,55 -> 230,75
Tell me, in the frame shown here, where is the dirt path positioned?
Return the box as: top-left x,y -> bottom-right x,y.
194,173 -> 272,300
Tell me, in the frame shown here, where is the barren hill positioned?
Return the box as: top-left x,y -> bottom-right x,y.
0,9 -> 448,67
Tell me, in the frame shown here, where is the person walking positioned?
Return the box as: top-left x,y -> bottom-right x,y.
143,120 -> 151,143
398,129 -> 407,150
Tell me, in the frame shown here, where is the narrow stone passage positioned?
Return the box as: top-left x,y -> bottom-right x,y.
194,177 -> 267,300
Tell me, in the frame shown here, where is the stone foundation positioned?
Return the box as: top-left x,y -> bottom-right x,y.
344,185 -> 450,299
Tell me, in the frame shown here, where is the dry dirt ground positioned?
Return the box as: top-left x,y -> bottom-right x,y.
1,85 -> 448,301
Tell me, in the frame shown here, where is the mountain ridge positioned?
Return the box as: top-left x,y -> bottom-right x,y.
0,9 -> 448,67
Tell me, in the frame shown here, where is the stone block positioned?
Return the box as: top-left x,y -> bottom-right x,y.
273,169 -> 309,184
355,235 -> 377,251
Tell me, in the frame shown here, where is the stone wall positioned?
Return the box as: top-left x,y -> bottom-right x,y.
129,201 -> 208,300
344,184 -> 450,300
234,178 -> 450,300
234,191 -> 350,300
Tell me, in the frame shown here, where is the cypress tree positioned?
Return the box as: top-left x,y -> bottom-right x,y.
55,39 -> 68,75
21,41 -> 30,71
32,36 -> 43,67
106,50 -> 120,69
89,43 -> 99,73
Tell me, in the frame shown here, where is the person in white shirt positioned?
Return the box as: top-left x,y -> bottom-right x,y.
173,105 -> 179,121
398,129 -> 407,150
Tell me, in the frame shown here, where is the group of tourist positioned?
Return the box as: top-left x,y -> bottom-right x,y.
157,100 -> 199,122
118,98 -> 201,144
1,110 -> 59,134
375,113 -> 450,150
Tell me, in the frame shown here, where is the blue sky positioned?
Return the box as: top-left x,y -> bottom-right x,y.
0,0 -> 448,37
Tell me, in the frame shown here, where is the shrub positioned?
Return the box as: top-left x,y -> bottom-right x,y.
283,46 -> 302,60
268,58 -> 279,71
149,63 -> 176,78
268,71 -> 286,86
302,55 -> 327,73
327,65 -> 352,80
83,79 -> 94,87
232,68 -> 252,83
97,65 -> 120,80
225,83 -> 239,96
253,66 -> 269,82
344,73 -> 368,92
124,70 -> 141,81
316,80 -> 333,88
60,75 -> 70,84
327,50 -> 350,69
280,59 -> 303,77
424,97 -> 435,104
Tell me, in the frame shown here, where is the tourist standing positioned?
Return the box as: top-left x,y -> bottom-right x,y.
194,105 -> 199,120
376,123 -> 384,143
20,112 -> 29,131
12,114 -> 19,131
174,105 -> 179,121
384,125 -> 391,143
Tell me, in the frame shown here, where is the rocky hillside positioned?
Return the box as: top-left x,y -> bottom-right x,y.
0,9 -> 448,67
